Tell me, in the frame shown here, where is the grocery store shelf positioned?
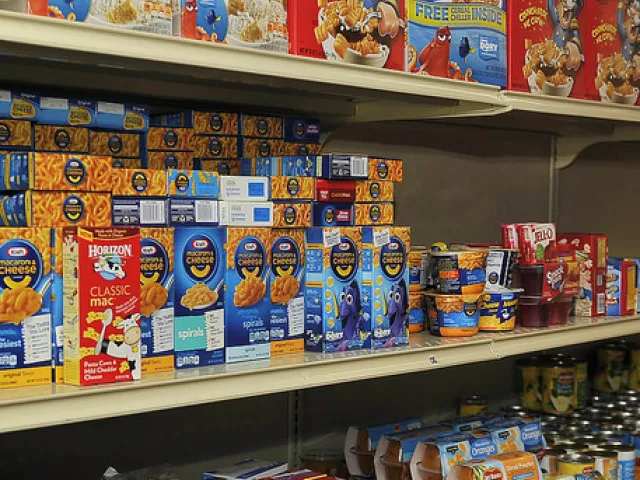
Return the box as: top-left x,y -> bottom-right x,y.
0,315 -> 637,434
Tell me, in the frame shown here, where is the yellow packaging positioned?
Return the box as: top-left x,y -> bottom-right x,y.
516,358 -> 542,411
146,127 -> 193,151
90,131 -> 141,158
368,157 -> 403,182
140,227 -> 175,374
557,457 -> 596,478
242,139 -> 284,158
193,112 -> 239,135
541,360 -> 575,414
355,203 -> 394,226
35,125 -> 90,153
355,180 -> 395,203
113,158 -> 142,169
272,202 -> 311,229
241,115 -> 283,138
192,136 -> 239,159
283,142 -> 322,156
0,120 -> 33,150
147,152 -> 194,170
271,177 -> 314,200
0,227 -> 53,389
111,169 -> 168,197
199,159 -> 241,175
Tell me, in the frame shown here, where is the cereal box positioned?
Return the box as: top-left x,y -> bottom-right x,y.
319,154 -> 369,179
242,139 -> 285,158
225,227 -> 271,363
271,177 -> 314,201
39,97 -> 96,127
112,197 -> 169,227
407,0 -> 507,86
362,226 -> 411,349
199,159 -> 242,175
0,120 -> 34,150
0,90 -> 39,120
113,158 -> 142,169
91,131 -> 142,158
219,201 -> 274,227
63,227 -> 141,386
283,143 -> 323,156
146,127 -> 194,151
517,223 -> 557,265
0,228 -> 52,389
147,152 -> 195,170
112,169 -> 168,197
140,228 -> 175,373
368,157 -> 403,182
355,180 -> 395,202
270,229 -> 305,355
192,136 -> 240,159
305,227 -> 365,352
174,0 -> 288,52
169,198 -> 219,226
509,0 -> 585,98
167,170 -> 220,198
35,125 -> 90,153
174,227 -> 225,369
284,118 -> 320,143
272,202 -> 312,229
315,179 -> 356,203
355,202 -> 395,226
220,176 -> 270,201
607,258 -> 637,316
312,203 -> 355,227
241,115 -> 283,138
583,0 -> 640,105
95,102 -> 149,132
289,0 -> 407,71
51,228 -> 64,382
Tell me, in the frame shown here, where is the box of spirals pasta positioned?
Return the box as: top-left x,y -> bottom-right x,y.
0,227 -> 53,389
173,227 -> 225,369
270,229 -> 305,356
140,228 -> 175,374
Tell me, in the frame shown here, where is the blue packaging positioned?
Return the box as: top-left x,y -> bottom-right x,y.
0,90 -> 39,120
319,154 -> 369,179
96,102 -> 150,132
39,97 -> 96,127
167,170 -> 220,199
174,227 -> 225,369
406,0 -> 507,87
284,118 -> 321,143
0,191 -> 29,226
0,152 -> 30,190
312,203 -> 354,227
169,198 -> 219,226
240,156 -> 318,177
426,292 -> 482,337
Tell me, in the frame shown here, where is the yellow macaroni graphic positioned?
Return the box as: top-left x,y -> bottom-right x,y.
34,125 -> 89,153
140,282 -> 168,317
458,252 -> 485,270
147,152 -> 194,170
435,295 -> 464,313
88,156 -> 113,192
234,269 -> 267,307
271,273 -> 300,305
181,282 -> 218,310
0,287 -> 42,325
111,169 -> 167,196
0,120 -> 32,148
90,131 -> 141,157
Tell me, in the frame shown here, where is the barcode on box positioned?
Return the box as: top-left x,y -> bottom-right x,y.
140,200 -> 166,225
350,156 -> 368,177
195,200 -> 218,223
597,293 -> 606,315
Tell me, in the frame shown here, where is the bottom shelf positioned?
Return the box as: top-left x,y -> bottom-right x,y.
0,314 -> 638,433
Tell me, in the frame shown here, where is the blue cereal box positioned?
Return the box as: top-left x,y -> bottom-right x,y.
174,227 -> 225,369
305,227 -> 365,352
167,170 -> 219,198
607,258 -> 637,316
39,97 -> 96,127
140,228 -> 175,374
284,118 -> 321,143
225,228 -> 271,363
96,102 -> 149,132
0,90 -> 39,120
362,227 -> 411,349
406,0 -> 507,87
270,229 -> 305,356
312,203 -> 355,227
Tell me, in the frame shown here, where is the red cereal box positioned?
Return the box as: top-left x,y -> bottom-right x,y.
63,227 -> 142,386
509,0 -> 586,99
583,0 -> 640,105
517,223 -> 557,265
288,0 -> 406,71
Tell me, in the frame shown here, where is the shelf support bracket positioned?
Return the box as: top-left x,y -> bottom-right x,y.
555,125 -> 640,169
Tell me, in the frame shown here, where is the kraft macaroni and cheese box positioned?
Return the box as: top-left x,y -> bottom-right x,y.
174,227 -> 225,369
319,154 -> 369,179
607,258 -> 637,316
220,176 -> 270,201
305,227 -> 365,352
167,170 -> 220,198
271,177 -> 315,201
192,136 -> 240,159
140,228 -> 175,374
273,202 -> 312,229
241,115 -> 283,138
407,0 -> 507,86
95,102 -> 149,132
91,131 -> 142,158
355,180 -> 395,203
0,228 -> 52,389
148,152 -> 195,170
368,157 -> 403,182
199,159 -> 242,175
241,156 -> 317,177
225,228 -> 271,363
270,229 -> 305,356
0,120 -> 34,150
355,203 -> 395,226
62,227 -> 141,386
146,127 -> 194,151
153,111 -> 240,136
283,143 -> 323,157
362,226 -> 411,349
0,90 -> 39,120
169,198 -> 219,226
219,201 -> 274,227
51,228 -> 65,383
112,169 -> 168,197
312,203 -> 355,227
34,125 -> 90,153
242,139 -> 285,158
39,97 -> 96,127
112,197 -> 169,227
113,159 -> 142,169
284,118 -> 321,143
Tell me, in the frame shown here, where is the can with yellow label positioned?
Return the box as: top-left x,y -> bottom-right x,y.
516,356 -> 542,411
541,357 -> 576,414
557,454 -> 596,480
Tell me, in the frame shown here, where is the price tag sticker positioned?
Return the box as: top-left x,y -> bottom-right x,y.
373,228 -> 390,247
323,228 -> 340,248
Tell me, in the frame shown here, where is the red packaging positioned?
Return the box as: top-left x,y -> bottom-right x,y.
315,179 -> 356,203
63,227 -> 142,386
508,0 -> 586,99
502,224 -> 519,249
583,0 -> 640,105
517,223 -> 557,265
288,0 -> 406,71
517,261 -> 574,300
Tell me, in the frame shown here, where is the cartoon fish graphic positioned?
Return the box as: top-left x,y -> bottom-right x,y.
458,37 -> 476,63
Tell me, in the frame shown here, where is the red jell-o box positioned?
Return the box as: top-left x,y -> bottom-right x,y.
518,223 -> 557,265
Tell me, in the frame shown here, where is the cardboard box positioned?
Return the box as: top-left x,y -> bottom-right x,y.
113,158 -> 142,169
0,227 -> 52,389
283,143 -> 323,156
355,202 -> 394,226
272,176 -> 315,201
192,136 -> 240,159
0,90 -> 39,120
241,156 -> 319,177
312,203 -> 355,227
319,154 -> 369,179
273,202 -> 312,229
0,120 -> 33,150
167,170 -> 219,198
51,228 -> 64,383
242,138 -> 285,158
147,152 -> 195,170
35,125 -> 90,153
362,226 -> 411,349
219,201 -> 274,227
39,97 -> 96,127
112,197 -> 169,227
95,102 -> 149,132
355,180 -> 395,203
241,115 -> 284,138
220,176 -> 270,201
368,157 -> 403,182
63,227 -> 141,386
91,130 -> 142,158
146,127 -> 194,151
112,169 -> 168,197
173,227 -> 225,369
199,159 -> 242,175
169,198 -> 219,226
607,258 -> 637,316
508,0 -> 585,98
270,229 -> 305,356
284,118 -> 321,143
315,179 -> 356,203
140,228 -> 175,374
225,227 -> 271,363
155,111 -> 239,136
517,223 -> 557,265
305,227 -> 364,352
289,0 -> 407,71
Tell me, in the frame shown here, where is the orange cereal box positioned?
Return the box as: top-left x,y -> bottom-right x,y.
355,203 -> 394,226
271,177 -> 314,200
272,202 -> 312,229
368,157 -> 403,182
241,115 -> 283,139
111,169 -> 168,197
90,131 -> 141,158
0,227 -> 53,389
0,120 -> 33,150
35,125 -> 90,153
147,152 -> 195,170
192,136 -> 240,159
146,127 -> 193,151
63,227 -> 141,386
355,180 -> 395,203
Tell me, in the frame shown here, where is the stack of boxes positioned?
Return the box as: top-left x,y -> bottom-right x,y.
146,125 -> 194,170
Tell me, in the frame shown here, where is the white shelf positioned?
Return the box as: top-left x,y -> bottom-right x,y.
0,315 -> 637,434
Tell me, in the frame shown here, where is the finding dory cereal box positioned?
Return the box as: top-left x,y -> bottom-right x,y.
305,227 -> 365,352
174,227 -> 225,368
225,227 -> 271,363
0,228 -> 52,389
362,226 -> 410,349
406,0 -> 507,86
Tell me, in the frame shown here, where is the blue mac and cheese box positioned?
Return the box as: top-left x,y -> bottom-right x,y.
167,170 -> 220,198
174,227 -> 225,369
39,97 -> 96,127
406,0 -> 507,87
312,203 -> 355,227
284,118 -> 321,143
0,90 -> 39,120
305,227 -> 365,352
241,156 -> 319,177
95,102 -> 150,132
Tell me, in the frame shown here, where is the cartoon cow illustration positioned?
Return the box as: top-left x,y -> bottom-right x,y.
95,308 -> 142,380
94,254 -> 126,279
